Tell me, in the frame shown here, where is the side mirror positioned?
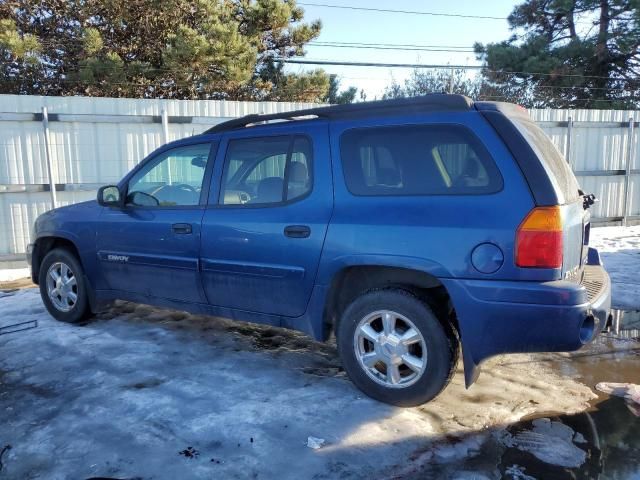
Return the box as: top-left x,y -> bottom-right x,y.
128,190 -> 160,207
97,185 -> 123,207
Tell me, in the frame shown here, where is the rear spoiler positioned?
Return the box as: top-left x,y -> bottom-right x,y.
474,101 -> 532,122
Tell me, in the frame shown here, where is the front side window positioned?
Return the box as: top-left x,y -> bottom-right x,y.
127,143 -> 212,207
340,125 -> 502,196
220,135 -> 312,205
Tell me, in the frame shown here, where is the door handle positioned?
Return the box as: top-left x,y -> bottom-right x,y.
172,223 -> 193,234
284,225 -> 311,238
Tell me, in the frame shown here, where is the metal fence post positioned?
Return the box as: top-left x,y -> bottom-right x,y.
161,108 -> 172,183
161,109 -> 169,144
622,115 -> 635,226
41,106 -> 57,209
565,115 -> 573,165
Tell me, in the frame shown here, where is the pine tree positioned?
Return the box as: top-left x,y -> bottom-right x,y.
0,0 -> 334,101
475,0 -> 640,108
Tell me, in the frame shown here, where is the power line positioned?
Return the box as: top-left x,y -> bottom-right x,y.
308,42 -> 475,53
33,37 -> 477,53
297,2 -> 507,20
8,51 -> 640,85
283,59 -> 484,69
311,41 -> 474,49
3,75 -> 636,93
33,37 -> 477,52
298,2 -> 595,25
279,58 -> 640,81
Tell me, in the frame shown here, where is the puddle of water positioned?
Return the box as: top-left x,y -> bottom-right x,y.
514,311 -> 640,479
415,397 -> 640,480
407,395 -> 640,479
496,396 -> 640,480
552,309 -> 640,391
412,310 -> 640,479
509,309 -> 640,479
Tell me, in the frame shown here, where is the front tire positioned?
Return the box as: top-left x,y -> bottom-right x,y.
38,248 -> 92,324
337,288 -> 458,407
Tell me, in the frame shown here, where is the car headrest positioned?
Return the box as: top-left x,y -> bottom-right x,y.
256,177 -> 284,203
377,167 -> 401,186
289,161 -> 308,183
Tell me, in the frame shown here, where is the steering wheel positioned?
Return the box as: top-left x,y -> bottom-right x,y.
174,183 -> 198,193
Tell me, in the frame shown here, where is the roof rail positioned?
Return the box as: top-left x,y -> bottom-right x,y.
204,93 -> 474,134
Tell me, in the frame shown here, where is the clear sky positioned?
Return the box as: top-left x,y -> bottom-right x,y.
286,0 -> 519,98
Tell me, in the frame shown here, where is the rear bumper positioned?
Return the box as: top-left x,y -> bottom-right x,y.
443,258 -> 611,386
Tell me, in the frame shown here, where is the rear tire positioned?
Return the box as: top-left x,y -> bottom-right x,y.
38,248 -> 92,324
337,288 -> 458,407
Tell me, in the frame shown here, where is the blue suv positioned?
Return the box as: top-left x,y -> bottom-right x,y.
27,95 -> 611,406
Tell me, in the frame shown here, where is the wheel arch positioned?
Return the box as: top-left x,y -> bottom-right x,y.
31,234 -> 82,285
321,263 -> 457,342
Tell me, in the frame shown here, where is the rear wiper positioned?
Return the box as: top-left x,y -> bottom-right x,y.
579,189 -> 596,210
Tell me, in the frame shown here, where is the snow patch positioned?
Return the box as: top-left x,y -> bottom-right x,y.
0,290 -> 598,478
306,436 -> 325,450
432,434 -> 485,462
596,382 -> 640,416
0,267 -> 30,282
589,225 -> 640,309
504,464 -> 537,480
500,418 -> 587,468
451,472 -> 494,480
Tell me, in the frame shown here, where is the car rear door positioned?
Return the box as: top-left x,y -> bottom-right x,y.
95,140 -> 216,303
199,122 -> 332,317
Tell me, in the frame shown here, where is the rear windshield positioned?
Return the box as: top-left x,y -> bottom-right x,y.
340,125 -> 503,196
512,119 -> 580,204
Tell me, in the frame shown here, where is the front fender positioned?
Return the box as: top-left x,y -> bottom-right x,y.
31,203 -> 101,286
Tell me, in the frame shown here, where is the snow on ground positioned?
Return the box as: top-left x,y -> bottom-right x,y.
0,267 -> 30,283
498,418 -> 587,468
0,225 -> 636,478
0,289 -> 596,479
590,225 -> 640,309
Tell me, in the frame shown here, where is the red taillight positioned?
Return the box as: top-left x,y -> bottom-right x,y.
515,206 -> 563,268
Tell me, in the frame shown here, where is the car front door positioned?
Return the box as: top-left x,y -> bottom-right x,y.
95,141 -> 216,303
200,124 -> 332,317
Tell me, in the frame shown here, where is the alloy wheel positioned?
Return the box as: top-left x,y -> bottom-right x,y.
353,309 -> 428,388
46,261 -> 78,312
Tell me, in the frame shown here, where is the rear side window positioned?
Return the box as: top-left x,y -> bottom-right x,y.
220,135 -> 312,205
512,119 -> 580,204
340,125 -> 502,196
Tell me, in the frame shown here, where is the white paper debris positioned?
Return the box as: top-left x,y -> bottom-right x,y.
306,436 -> 325,450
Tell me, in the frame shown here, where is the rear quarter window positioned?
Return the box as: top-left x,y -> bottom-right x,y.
512,119 -> 580,204
340,124 -> 503,196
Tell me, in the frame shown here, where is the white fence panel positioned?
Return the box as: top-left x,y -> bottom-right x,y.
0,95 -> 320,256
530,108 -> 639,222
1,95 -> 639,256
